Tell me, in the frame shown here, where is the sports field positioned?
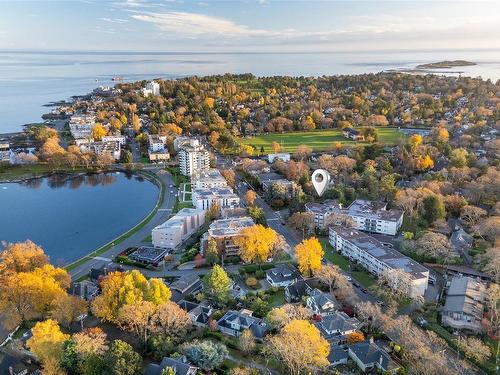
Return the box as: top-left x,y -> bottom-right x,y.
241,128 -> 404,153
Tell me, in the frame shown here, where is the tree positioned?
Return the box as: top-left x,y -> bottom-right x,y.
120,150 -> 133,164
450,148 -> 468,168
234,224 -> 277,264
205,239 -> 220,266
287,212 -> 315,239
41,356 -> 67,375
271,141 -> 282,153
315,264 -> 342,292
73,327 -> 109,358
202,265 -> 232,305
245,190 -> 257,206
346,331 -> 365,344
422,195 -> 445,224
105,340 -> 142,375
221,169 -> 236,188
153,301 -> 192,339
160,368 -> 176,375
296,144 -> 312,161
355,302 -> 385,334
376,269 -> 421,303
416,155 -> 434,171
414,231 -> 455,263
50,293 -> 88,328
92,123 -> 107,141
183,340 -> 228,371
27,319 -> 69,363
118,300 -> 156,347
0,240 -> 48,275
91,270 -> 171,323
476,216 -> 500,243
238,329 -> 256,354
267,320 -> 329,375
457,337 -> 491,363
460,205 -> 487,227
484,247 -> 500,283
265,307 -> 290,330
131,113 -> 141,133
295,237 -> 324,277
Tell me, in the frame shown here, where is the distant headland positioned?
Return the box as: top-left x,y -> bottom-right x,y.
416,60 -> 477,69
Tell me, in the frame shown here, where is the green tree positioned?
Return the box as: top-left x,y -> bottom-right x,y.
202,265 -> 232,305
205,239 -> 219,265
105,340 -> 142,375
120,150 -> 133,164
183,340 -> 228,371
422,195 -> 446,224
160,368 -> 176,375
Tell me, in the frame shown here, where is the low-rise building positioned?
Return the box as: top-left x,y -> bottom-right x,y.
192,169 -> 228,189
128,246 -> 169,267
178,139 -> 210,176
348,339 -> 400,373
145,357 -> 197,375
69,114 -> 96,139
192,186 -> 240,211
152,208 -> 205,249
267,152 -> 291,163
80,140 -> 121,160
217,309 -> 269,341
148,134 -> 167,152
266,264 -> 301,287
343,128 -> 365,141
329,226 -> 429,299
177,300 -> 213,327
141,80 -> 160,97
314,311 -> 362,344
102,135 -> 126,146
169,274 -> 203,303
442,276 -> 486,333
0,143 -> 10,162
203,216 -> 254,257
258,172 -> 294,194
305,200 -> 343,229
306,289 -> 339,316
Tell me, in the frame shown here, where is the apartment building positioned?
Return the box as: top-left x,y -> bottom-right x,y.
69,114 -> 96,139
102,135 -> 126,146
152,207 -> 205,249
192,186 -> 240,211
0,143 -> 10,162
148,134 -> 169,162
80,141 -> 121,160
305,199 -> 403,236
202,216 -> 254,257
178,139 -> 210,176
142,81 -> 160,97
329,226 -> 429,298
192,169 -> 228,189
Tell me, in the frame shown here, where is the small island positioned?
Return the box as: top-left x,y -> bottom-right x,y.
416,60 -> 476,69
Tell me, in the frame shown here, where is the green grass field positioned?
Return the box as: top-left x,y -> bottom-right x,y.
241,128 -> 404,153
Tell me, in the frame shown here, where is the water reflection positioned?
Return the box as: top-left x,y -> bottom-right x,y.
20,173 -> 119,190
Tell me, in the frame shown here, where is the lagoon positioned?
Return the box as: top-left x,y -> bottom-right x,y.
0,172 -> 159,265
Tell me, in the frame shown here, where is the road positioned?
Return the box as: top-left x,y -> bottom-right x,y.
68,168 -> 177,280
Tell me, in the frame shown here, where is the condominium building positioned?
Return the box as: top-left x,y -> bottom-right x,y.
148,134 -> 169,162
102,135 -> 126,146
192,169 -> 228,189
203,216 -> 255,257
305,199 -> 403,236
0,143 -> 10,162
178,139 -> 210,176
142,81 -> 160,97
80,141 -> 121,160
192,186 -> 240,211
69,114 -> 96,139
152,207 -> 205,249
329,226 -> 429,298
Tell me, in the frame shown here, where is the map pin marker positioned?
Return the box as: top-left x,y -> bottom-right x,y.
312,169 -> 330,197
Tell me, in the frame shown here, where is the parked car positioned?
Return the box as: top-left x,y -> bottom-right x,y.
361,288 -> 368,293
345,276 -> 352,281
352,282 -> 360,288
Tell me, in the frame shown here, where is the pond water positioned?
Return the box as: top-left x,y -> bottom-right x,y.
0,172 -> 159,265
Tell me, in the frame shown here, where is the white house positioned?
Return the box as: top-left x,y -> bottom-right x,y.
178,139 -> 210,176
192,186 -> 240,211
329,226 -> 429,299
267,152 -> 291,163
152,208 -> 205,249
142,81 -> 160,97
265,264 -> 301,287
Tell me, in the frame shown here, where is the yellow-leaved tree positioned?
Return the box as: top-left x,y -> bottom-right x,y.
91,270 -> 171,323
0,240 -> 49,275
27,319 -> 69,363
92,123 -> 107,141
295,237 -> 324,277
267,319 -> 329,375
234,225 -> 277,264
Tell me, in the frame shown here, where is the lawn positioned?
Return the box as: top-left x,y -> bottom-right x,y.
319,237 -> 349,271
351,271 -> 376,288
241,128 -> 404,153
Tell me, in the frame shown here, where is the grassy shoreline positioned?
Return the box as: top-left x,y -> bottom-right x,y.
65,170 -> 165,272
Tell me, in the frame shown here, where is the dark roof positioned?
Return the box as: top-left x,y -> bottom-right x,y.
145,357 -> 196,375
218,310 -> 269,339
349,340 -> 397,371
315,311 -> 360,337
308,289 -> 339,312
285,278 -> 315,302
170,274 -> 202,294
178,300 -> 212,324
266,264 -> 301,284
328,345 -> 349,364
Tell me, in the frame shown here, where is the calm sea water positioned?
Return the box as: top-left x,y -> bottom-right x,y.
1,49 -> 500,133
0,172 -> 158,264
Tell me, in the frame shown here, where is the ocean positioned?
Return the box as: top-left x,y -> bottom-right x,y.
1,49 -> 500,133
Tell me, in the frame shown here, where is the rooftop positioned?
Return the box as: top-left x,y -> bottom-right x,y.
193,186 -> 239,199
128,246 -> 169,263
208,216 -> 254,237
347,199 -> 403,221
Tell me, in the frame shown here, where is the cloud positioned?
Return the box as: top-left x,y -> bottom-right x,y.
100,17 -> 129,23
131,11 -> 270,37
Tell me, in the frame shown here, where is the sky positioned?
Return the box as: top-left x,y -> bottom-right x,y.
1,0 -> 499,52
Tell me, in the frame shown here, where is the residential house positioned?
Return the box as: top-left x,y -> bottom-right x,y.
330,226 -> 429,299
314,311 -> 362,344
217,309 -> 269,341
266,264 -> 301,287
328,345 -> 349,367
145,357 -> 197,375
178,300 -> 213,327
348,339 -> 400,373
169,274 -> 203,303
267,152 -> 291,163
284,278 -> 315,303
306,288 -> 339,316
442,276 -> 486,333
343,128 -> 365,141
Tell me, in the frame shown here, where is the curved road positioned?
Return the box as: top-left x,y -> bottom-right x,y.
68,167 -> 177,280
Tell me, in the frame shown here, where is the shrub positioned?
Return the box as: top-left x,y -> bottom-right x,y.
245,277 -> 259,288
254,269 -> 265,279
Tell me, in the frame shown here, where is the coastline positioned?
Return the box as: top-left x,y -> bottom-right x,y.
64,169 -> 165,272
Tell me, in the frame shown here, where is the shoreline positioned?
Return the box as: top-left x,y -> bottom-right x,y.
64,169 -> 165,272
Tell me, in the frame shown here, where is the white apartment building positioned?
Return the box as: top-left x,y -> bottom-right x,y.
203,216 -> 255,257
192,169 -> 228,189
102,135 -> 126,146
178,139 -> 210,176
305,199 -> 403,236
148,134 -> 166,152
0,143 -> 10,162
329,226 -> 429,299
142,81 -> 160,97
192,187 -> 240,211
69,114 -> 96,139
80,141 -> 121,160
152,208 -> 205,249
